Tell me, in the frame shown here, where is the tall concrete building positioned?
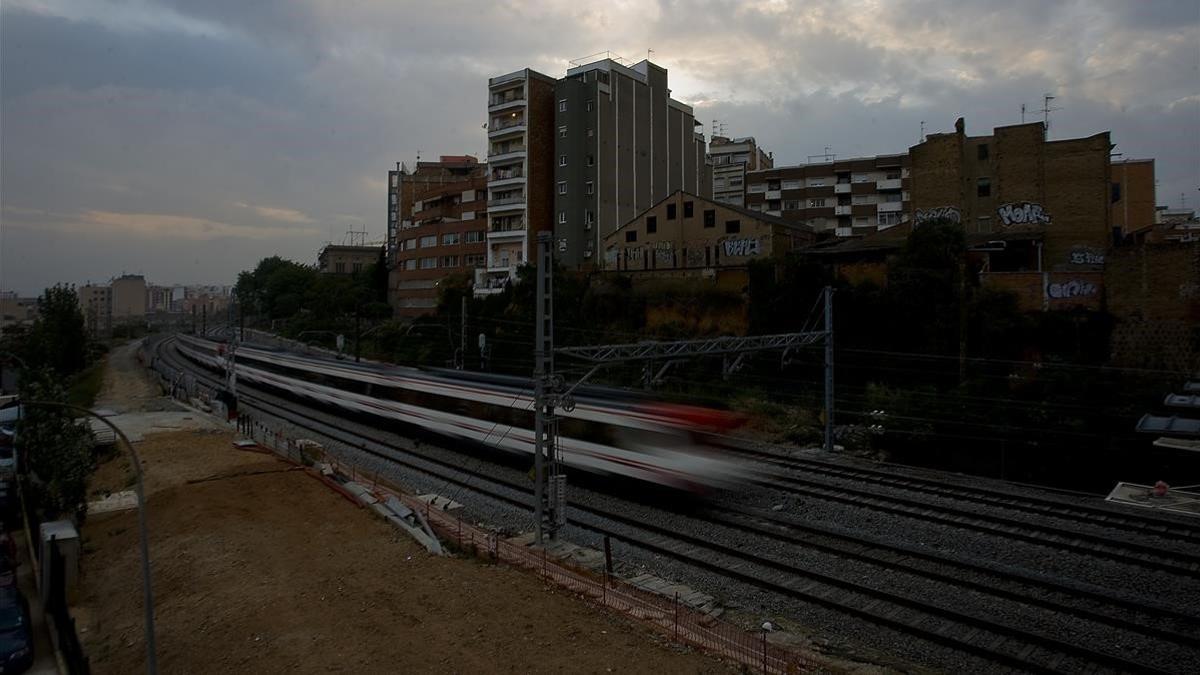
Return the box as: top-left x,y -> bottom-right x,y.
388,156 -> 485,268
477,69 -> 557,294
746,153 -> 910,237
110,274 -> 147,322
78,284 -> 112,336
554,57 -> 710,269
709,135 -> 772,207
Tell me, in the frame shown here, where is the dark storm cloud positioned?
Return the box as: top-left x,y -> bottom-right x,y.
1,0 -> 1197,295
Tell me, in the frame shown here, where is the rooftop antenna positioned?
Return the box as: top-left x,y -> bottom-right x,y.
1039,94 -> 1060,136
1020,103 -> 1026,123
806,147 -> 835,163
920,120 -> 926,142
647,48 -> 654,61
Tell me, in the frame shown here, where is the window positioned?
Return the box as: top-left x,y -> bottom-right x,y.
703,209 -> 716,228
784,200 -> 800,210
584,211 -> 594,225
878,212 -> 902,227
586,155 -> 594,167
747,183 -> 767,194
465,231 -> 485,243
441,256 -> 459,268
725,220 -> 741,234
404,238 -> 417,251
808,179 -> 825,187
442,232 -> 460,246
808,198 -> 826,208
882,192 -> 902,203
854,216 -> 869,225
714,177 -> 726,188
419,257 -> 437,269
559,126 -> 567,138
558,181 -> 567,195
585,99 -> 593,112
587,128 -> 594,137
560,154 -> 567,166
390,175 -> 398,188
684,201 -> 694,218
597,71 -> 609,84
404,259 -> 416,271
559,99 -> 567,112
781,179 -> 802,190
334,262 -> 345,273
977,177 -> 991,197
729,177 -> 743,186
465,253 -> 486,267
977,144 -> 989,160
419,235 -> 436,248
352,262 -> 363,273
666,204 -> 676,220
1111,182 -> 1121,203
585,181 -> 594,195
390,194 -> 397,205
625,230 -> 637,242
558,211 -> 566,224
646,216 -> 657,233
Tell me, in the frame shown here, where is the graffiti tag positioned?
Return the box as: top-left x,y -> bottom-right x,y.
1046,279 -> 1097,299
914,207 -> 961,225
1068,249 -> 1105,266
997,202 -> 1051,227
722,238 -> 761,257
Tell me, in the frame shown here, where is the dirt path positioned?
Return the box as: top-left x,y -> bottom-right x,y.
76,344 -> 730,673
95,341 -> 167,413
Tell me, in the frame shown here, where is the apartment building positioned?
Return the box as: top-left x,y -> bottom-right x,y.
1110,158 -> 1156,241
745,154 -> 910,237
709,135 -> 773,207
391,173 -> 489,316
110,274 -> 147,322
554,57 -> 710,269
477,69 -> 557,294
318,245 -> 382,275
387,156 -> 485,268
77,284 -> 112,337
0,291 -> 39,333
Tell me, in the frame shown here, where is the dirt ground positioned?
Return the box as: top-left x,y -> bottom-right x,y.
74,341 -> 729,673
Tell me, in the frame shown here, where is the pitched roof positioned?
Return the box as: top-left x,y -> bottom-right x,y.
608,189 -> 813,238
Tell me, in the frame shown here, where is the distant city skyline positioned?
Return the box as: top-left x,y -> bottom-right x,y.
2,0 -> 1197,295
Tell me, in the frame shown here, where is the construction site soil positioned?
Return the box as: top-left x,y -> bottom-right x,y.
73,343 -> 729,673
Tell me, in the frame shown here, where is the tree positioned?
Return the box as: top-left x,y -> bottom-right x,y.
18,370 -> 94,518
24,285 -> 89,377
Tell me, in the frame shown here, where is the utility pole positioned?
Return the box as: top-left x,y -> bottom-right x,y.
354,301 -> 362,363
201,305 -> 207,336
823,286 -> 834,453
191,305 -> 196,335
533,231 -> 558,543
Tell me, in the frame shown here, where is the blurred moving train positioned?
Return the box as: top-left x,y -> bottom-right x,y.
173,334 -> 751,491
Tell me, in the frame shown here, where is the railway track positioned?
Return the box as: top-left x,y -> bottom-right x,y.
151,335 -> 1200,673
729,444 -> 1200,545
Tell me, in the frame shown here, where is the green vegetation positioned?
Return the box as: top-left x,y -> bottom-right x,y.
68,361 -> 107,410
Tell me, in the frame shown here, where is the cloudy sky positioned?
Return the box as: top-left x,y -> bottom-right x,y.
2,0 -> 1197,295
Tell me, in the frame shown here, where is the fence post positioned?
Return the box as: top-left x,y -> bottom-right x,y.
761,629 -> 768,674
674,592 -> 680,642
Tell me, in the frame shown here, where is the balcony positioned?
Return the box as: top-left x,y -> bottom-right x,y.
876,178 -> 902,190
489,91 -> 525,112
765,190 -> 782,200
474,266 -> 518,295
877,201 -> 903,213
834,205 -> 852,216
488,120 -> 526,139
765,210 -> 782,217
488,170 -> 524,189
834,183 -> 851,194
487,196 -> 525,213
489,145 -> 527,163
835,226 -> 853,238
488,225 -> 526,240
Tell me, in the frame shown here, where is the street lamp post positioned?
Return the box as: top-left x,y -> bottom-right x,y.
23,401 -> 158,675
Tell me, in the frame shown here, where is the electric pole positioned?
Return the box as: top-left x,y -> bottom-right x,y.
459,296 -> 466,370
533,231 -> 560,543
823,286 -> 834,453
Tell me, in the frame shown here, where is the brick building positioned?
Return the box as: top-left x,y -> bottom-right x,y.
745,154 -> 910,237
909,118 -> 1112,311
1110,158 -> 1156,241
603,190 -> 813,286
391,173 -> 489,316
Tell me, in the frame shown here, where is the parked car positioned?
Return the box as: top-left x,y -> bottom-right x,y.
0,587 -> 32,674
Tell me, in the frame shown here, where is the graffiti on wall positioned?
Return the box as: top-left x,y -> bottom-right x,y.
722,237 -> 761,257
997,202 -> 1051,227
914,207 -> 961,225
1068,247 -> 1106,266
1046,278 -> 1098,300
686,247 -> 706,267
